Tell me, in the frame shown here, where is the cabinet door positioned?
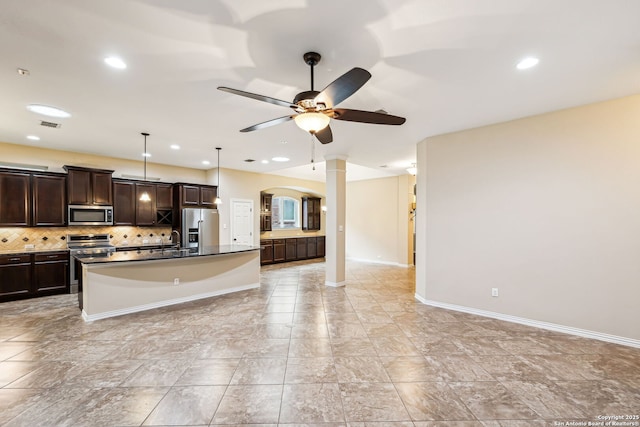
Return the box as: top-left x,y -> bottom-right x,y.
296,238 -> 307,259
200,186 -> 217,207
307,237 -> 317,258
316,236 -> 325,257
301,197 -> 321,231
182,185 -> 200,206
285,239 -> 297,261
260,240 -> 274,265
0,255 -> 32,301
92,172 -> 113,205
33,252 -> 68,294
113,181 -> 136,225
273,239 -> 286,262
135,183 -> 156,226
156,184 -> 173,209
32,174 -> 66,226
66,169 -> 92,205
0,171 -> 31,226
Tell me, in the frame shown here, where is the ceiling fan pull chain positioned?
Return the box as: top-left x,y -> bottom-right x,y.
310,134 -> 315,170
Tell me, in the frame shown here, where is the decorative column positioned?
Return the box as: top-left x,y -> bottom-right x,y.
324,155 -> 347,287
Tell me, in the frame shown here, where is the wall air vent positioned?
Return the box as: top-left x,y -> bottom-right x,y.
40,120 -> 61,128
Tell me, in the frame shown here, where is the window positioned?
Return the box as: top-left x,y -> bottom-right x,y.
272,196 -> 299,229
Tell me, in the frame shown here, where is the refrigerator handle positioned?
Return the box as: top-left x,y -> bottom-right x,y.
197,219 -> 203,249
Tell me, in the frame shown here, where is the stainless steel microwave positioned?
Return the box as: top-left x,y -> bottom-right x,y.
68,205 -> 113,226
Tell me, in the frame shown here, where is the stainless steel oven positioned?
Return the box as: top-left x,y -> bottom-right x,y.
67,234 -> 115,293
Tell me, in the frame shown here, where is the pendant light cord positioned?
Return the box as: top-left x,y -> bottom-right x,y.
141,132 -> 149,181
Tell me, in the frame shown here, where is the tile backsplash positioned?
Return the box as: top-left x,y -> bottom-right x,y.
0,226 -> 173,251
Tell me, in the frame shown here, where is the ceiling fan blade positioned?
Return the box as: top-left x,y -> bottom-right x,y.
332,108 -> 406,125
240,115 -> 293,132
218,87 -> 297,109
314,125 -> 333,144
314,68 -> 371,108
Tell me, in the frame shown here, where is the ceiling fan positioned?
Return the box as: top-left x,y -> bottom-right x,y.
218,52 -> 406,144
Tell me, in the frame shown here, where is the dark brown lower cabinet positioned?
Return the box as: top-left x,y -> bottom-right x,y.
307,237 -> 317,258
285,239 -> 297,261
33,252 -> 69,295
260,236 -> 325,265
273,239 -> 286,262
0,251 -> 69,302
0,254 -> 32,301
260,240 -> 274,265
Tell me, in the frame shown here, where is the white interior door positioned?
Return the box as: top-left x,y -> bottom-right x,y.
231,199 -> 253,245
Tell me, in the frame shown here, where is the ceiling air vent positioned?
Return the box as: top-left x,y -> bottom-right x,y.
40,120 -> 61,128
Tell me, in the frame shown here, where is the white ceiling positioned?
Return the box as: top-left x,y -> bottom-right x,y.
1,0 -> 639,182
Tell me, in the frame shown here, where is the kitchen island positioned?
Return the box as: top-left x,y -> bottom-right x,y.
76,245 -> 260,321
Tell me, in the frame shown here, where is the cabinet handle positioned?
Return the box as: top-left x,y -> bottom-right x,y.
9,257 -> 21,261
47,255 -> 58,258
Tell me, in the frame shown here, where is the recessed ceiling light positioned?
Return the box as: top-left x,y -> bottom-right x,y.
272,157 -> 289,162
261,160 -> 269,164
104,56 -> 127,69
202,160 -> 210,165
142,152 -> 151,157
26,104 -> 71,118
170,144 -> 180,150
26,135 -> 40,141
516,57 -> 539,70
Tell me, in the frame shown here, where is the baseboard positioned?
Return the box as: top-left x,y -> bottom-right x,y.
414,294 -> 640,349
82,282 -> 260,322
325,280 -> 346,288
347,257 -> 413,268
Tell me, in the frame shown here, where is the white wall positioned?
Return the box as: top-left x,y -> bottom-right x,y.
346,175 -> 414,266
415,94 -> 640,342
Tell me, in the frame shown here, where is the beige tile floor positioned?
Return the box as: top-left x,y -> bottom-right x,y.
0,259 -> 639,426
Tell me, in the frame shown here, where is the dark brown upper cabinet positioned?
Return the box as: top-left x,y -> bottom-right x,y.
135,183 -> 156,226
302,196 -> 321,231
112,180 -> 136,225
0,170 -> 31,226
260,192 -> 273,232
32,174 -> 66,226
174,183 -> 218,208
64,165 -> 114,206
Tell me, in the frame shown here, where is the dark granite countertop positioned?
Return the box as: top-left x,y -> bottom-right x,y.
0,248 -> 69,256
74,244 -> 260,264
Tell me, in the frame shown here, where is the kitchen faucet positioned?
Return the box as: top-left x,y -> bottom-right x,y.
171,230 -> 181,250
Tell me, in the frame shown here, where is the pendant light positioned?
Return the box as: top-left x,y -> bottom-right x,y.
139,132 -> 151,202
214,147 -> 222,205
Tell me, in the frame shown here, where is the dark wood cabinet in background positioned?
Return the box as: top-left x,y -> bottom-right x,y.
285,238 -> 297,261
273,239 -> 286,262
0,170 -> 66,227
0,254 -> 32,301
0,171 -> 31,226
0,251 -> 68,302
113,180 -> 173,226
302,196 -> 321,231
33,251 -> 68,294
174,183 -> 218,208
260,236 -> 325,265
260,239 -> 274,265
260,192 -> 273,232
113,180 -> 136,225
64,166 -> 113,206
135,183 -> 156,226
32,174 -> 66,226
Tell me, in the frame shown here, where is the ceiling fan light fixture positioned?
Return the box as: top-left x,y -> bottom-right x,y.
294,112 -> 330,133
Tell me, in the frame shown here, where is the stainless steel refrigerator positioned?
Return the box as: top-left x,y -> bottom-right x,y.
182,208 -> 219,249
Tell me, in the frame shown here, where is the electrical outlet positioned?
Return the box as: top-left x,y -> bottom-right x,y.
143,239 -> 149,244
173,278 -> 180,285
24,244 -> 35,249
491,288 -> 499,297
